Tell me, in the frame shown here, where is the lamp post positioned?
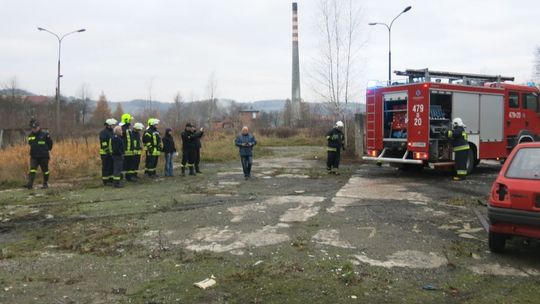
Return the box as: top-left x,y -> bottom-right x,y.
37,27 -> 86,132
369,6 -> 412,85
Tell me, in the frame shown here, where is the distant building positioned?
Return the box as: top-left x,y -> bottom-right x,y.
239,110 -> 259,129
212,119 -> 235,130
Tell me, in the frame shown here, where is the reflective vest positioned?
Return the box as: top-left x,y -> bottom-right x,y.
99,128 -> 114,155
143,127 -> 161,156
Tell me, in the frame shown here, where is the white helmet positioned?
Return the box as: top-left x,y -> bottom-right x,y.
335,121 -> 344,128
152,119 -> 160,126
105,118 -> 118,126
452,117 -> 465,127
133,122 -> 144,130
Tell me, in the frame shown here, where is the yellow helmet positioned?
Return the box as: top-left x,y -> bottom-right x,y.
121,113 -> 132,124
147,118 -> 154,126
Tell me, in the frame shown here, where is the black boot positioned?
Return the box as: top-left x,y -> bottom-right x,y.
189,167 -> 196,176
42,173 -> 49,189
114,180 -> 123,188
181,167 -> 186,176
195,164 -> 202,174
25,174 -> 35,189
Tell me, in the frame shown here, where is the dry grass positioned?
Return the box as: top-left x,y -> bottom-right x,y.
0,130 -> 324,185
0,137 -> 101,186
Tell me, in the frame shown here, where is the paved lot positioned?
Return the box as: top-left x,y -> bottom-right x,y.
1,147 -> 539,303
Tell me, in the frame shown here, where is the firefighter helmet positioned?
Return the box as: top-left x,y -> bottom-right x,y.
452,118 -> 465,127
121,113 -> 132,124
105,118 -> 118,126
335,121 -> 344,128
133,122 -> 144,130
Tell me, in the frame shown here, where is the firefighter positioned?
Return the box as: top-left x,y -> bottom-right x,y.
181,123 -> 197,176
326,121 -> 345,175
120,113 -> 136,182
447,117 -> 470,181
143,118 -> 162,177
25,119 -> 53,189
111,125 -> 125,188
99,118 -> 117,186
131,122 -> 144,180
193,125 -> 204,173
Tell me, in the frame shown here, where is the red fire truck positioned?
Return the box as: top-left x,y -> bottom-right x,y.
363,69 -> 540,172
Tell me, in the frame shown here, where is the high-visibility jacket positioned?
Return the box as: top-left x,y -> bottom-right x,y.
28,130 -> 53,158
122,124 -> 135,156
143,126 -> 162,156
99,127 -> 114,155
326,128 -> 345,152
447,126 -> 470,152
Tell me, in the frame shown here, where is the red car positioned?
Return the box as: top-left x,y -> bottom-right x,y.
488,142 -> 540,252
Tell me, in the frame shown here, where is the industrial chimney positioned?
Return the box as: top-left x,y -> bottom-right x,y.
291,2 -> 302,126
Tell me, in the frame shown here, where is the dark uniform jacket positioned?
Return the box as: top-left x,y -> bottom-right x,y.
143,126 -> 162,156
111,135 -> 125,156
28,130 -> 53,158
181,130 -> 198,150
326,128 -> 345,152
132,130 -> 142,155
162,134 -> 177,153
447,126 -> 469,151
194,130 -> 204,149
99,127 -> 114,155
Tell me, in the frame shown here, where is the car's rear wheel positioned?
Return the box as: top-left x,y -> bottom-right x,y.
488,231 -> 506,253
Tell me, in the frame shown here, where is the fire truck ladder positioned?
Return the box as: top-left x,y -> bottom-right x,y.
395,69 -> 514,86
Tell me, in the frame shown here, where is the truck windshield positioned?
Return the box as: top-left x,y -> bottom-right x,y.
505,147 -> 540,180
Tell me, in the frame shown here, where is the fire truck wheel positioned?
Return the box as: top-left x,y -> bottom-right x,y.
488,231 -> 506,253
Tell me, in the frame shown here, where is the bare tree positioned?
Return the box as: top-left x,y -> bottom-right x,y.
205,72 -> 218,128
171,91 -> 184,128
77,83 -> 92,125
310,0 -> 363,146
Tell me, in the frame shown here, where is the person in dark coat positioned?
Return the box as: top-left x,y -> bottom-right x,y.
111,126 -> 125,188
143,118 -> 162,177
25,119 -> 53,189
447,117 -> 470,181
99,118 -> 117,186
326,121 -> 345,175
193,125 -> 204,173
235,126 -> 257,180
181,123 -> 198,176
131,122 -> 144,180
162,128 -> 177,177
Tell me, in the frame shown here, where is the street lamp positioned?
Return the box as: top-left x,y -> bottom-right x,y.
369,6 -> 412,85
37,27 -> 86,133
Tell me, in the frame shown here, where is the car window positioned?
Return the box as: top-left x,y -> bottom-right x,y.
505,147 -> 540,180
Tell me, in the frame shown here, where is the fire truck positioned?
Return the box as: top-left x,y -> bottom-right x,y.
363,69 -> 540,172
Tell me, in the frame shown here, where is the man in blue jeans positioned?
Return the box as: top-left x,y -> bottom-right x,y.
235,126 -> 257,180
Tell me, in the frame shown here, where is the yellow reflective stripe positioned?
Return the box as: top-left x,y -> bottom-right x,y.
462,132 -> 468,140
37,141 -> 46,144
454,145 -> 470,151
29,169 -> 37,173
153,133 -> 157,146
456,170 -> 467,176
327,147 -> 337,152
126,131 -> 132,151
447,131 -> 453,138
44,171 -> 49,175
101,142 -> 108,147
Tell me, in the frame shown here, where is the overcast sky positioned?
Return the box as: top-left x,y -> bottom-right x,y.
1,0 -> 538,103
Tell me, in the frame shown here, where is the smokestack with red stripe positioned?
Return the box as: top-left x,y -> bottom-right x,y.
291,2 -> 301,125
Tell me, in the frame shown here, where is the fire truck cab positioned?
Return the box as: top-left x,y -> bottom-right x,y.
363,69 -> 540,172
